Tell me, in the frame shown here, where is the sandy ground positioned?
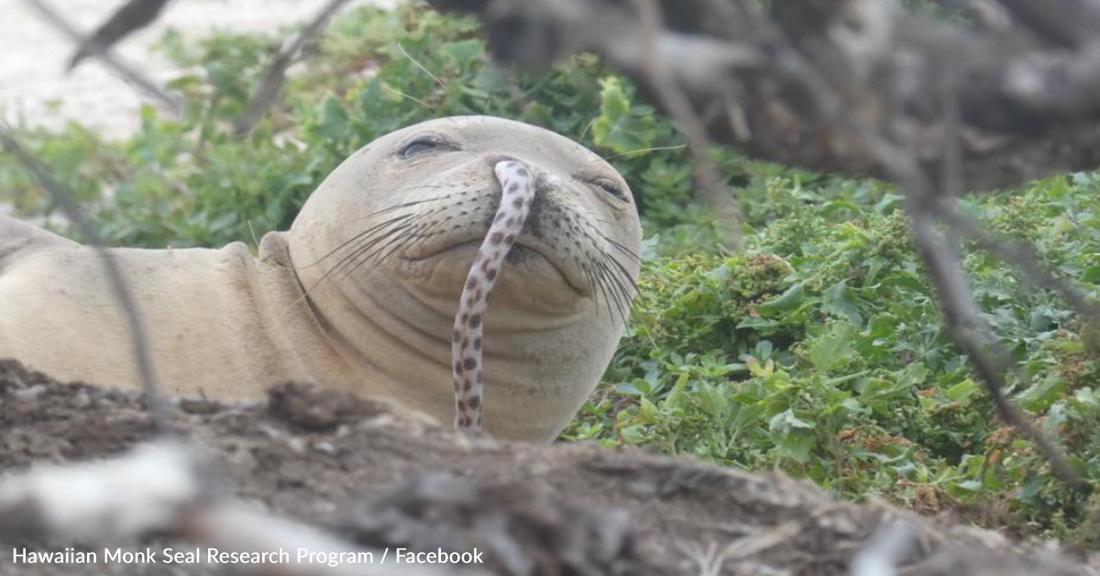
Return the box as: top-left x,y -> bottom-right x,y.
0,0 -> 398,139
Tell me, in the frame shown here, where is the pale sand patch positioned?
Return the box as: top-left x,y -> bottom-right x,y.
0,0 -> 399,140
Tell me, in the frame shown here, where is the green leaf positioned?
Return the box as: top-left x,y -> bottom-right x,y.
591,77 -> 657,155
440,39 -> 485,68
810,322 -> 857,372
778,432 -> 816,463
736,317 -> 782,332
1016,376 -> 1066,412
316,96 -> 349,141
823,281 -> 863,326
746,357 -> 774,378
944,378 -> 979,404
768,408 -> 815,432
664,372 -> 690,411
755,282 -> 805,316
860,377 -> 911,410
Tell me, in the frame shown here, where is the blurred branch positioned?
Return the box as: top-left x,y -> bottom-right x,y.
68,0 -> 173,70
629,0 -> 743,248
22,0 -> 182,116
234,0 -> 354,135
906,192 -> 1084,486
424,0 -> 1100,191
937,204 -> 1100,321
0,123 -> 170,432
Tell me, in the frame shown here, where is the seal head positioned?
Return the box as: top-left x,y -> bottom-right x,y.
286,116 -> 643,441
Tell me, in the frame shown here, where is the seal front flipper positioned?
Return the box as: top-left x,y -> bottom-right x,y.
0,215 -> 79,273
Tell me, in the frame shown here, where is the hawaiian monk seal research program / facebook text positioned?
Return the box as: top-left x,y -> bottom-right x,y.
0,116 -> 643,442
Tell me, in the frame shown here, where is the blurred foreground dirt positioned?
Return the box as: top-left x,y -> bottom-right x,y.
0,358 -> 1094,575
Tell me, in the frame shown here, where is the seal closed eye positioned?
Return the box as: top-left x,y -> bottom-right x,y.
0,115 -> 643,443
399,134 -> 451,159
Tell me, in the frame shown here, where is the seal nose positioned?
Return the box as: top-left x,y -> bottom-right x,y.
486,155 -> 558,193
535,171 -> 562,193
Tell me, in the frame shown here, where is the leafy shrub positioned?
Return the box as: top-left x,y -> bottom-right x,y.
567,176 -> 1100,545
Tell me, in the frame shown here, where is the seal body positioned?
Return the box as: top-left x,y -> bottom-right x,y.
0,116 -> 643,442
0,217 -> 329,397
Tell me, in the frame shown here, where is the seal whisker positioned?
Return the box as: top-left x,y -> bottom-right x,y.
385,189 -> 493,261
372,223 -> 433,269
589,260 -> 621,324
279,215 -> 430,322
597,231 -> 643,264
593,258 -> 629,326
350,194 -> 453,222
334,221 -> 423,282
287,217 -> 422,317
319,220 -> 418,284
599,248 -> 648,325
580,264 -> 600,312
300,195 -> 456,270
600,248 -> 640,295
596,244 -> 638,317
384,217 -> 453,262
297,213 -> 417,269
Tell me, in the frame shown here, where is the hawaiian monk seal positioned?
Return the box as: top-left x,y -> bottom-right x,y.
0,116 -> 643,442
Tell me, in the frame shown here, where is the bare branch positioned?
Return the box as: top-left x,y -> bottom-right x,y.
22,0 -> 182,116
68,0 -> 173,70
234,0 -> 354,135
990,0 -> 1100,48
936,202 -> 1100,321
629,0 -> 743,249
905,193 -> 1084,486
0,123 -> 170,432
424,0 -> 1100,191
417,1 -> 1100,487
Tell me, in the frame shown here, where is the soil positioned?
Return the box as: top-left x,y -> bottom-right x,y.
0,359 -> 1094,575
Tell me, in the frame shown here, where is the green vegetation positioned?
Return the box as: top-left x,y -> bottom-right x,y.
3,4 -> 1099,546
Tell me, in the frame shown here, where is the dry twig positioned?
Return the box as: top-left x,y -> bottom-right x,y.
22,0 -> 182,116
0,123 -> 171,432
68,0 -> 174,70
234,0 -> 354,135
630,0 -> 743,249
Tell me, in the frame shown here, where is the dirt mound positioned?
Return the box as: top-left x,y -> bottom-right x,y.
0,359 -> 1091,575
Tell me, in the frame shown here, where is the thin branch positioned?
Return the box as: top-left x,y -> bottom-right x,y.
424,0 -> 1100,190
936,202 -> 1100,321
423,0 -> 1096,486
0,123 -> 171,433
747,2 -> 1088,487
233,0 -> 354,135
68,0 -> 174,70
630,0 -> 743,249
990,0 -> 1100,48
904,193 -> 1083,486
22,0 -> 182,116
